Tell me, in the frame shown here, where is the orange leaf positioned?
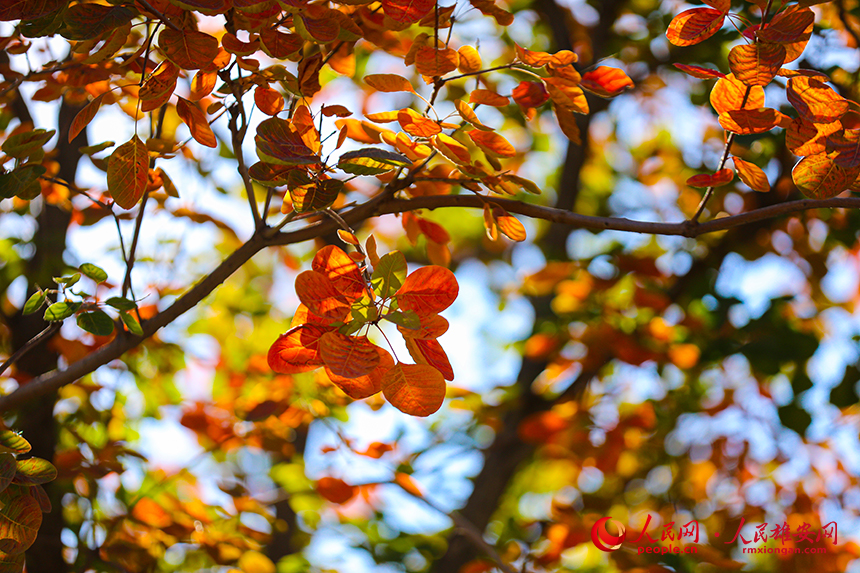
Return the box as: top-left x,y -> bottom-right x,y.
515,44 -> 577,67
673,63 -> 725,79
709,73 -> 764,115
432,133 -> 471,164
544,77 -> 588,114
312,245 -> 367,300
786,118 -> 842,156
222,32 -> 260,56
686,168 -> 734,188
554,104 -> 581,145
319,332 -> 382,379
759,6 -> 814,45
189,70 -> 216,101
425,240 -> 451,267
406,337 -> 454,381
69,92 -> 107,142
457,46 -> 482,73
292,104 -> 321,154
455,100 -> 493,131
254,86 -> 284,116
718,107 -> 783,135
382,363 -> 446,416
132,498 -> 172,528
787,76 -> 849,123
176,97 -> 217,148
322,105 -> 352,117
158,28 -> 218,70
511,81 -> 549,111
395,266 -> 458,315
492,205 -> 527,241
327,346 -> 394,399
732,157 -> 770,192
483,203 -> 499,240
792,153 -> 857,199
295,270 -> 351,321
397,314 -> 449,339
139,60 -> 179,112
468,129 -> 516,158
398,109 -> 441,137
107,136 -> 149,209
415,47 -> 459,77
364,74 -> 415,93
316,477 -> 355,504
268,323 -> 330,373
290,304 -> 330,328
470,0 -> 513,26
469,89 -> 509,107
580,66 -> 634,97
727,42 -> 785,86
666,7 -> 726,47
382,0 -> 434,23
826,129 -> 860,169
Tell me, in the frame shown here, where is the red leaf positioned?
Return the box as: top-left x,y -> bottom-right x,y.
415,47 -> 459,77
673,64 -> 726,79
319,332 -> 382,379
139,61 -> 179,112
406,338 -> 454,381
312,245 -> 366,300
718,108 -> 784,135
382,363 -> 446,416
511,81 -> 549,111
382,0 -> 435,23
327,346 -> 394,399
397,314 -> 449,339
69,93 -> 107,142
268,324 -> 331,373
158,29 -> 219,70
317,477 -> 355,504
395,266 -> 459,316
254,86 -> 285,116
295,270 -> 351,321
686,168 -> 734,188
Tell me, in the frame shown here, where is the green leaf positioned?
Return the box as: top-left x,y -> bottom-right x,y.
22,291 -> 46,315
53,273 -> 80,287
351,304 -> 378,323
120,311 -> 144,336
105,297 -> 136,311
383,310 -> 421,330
372,251 -> 407,298
1,129 -> 55,160
0,165 -> 46,200
338,321 -> 364,336
78,141 -> 115,155
337,148 -> 412,175
830,367 -> 860,409
0,433 -> 30,456
43,302 -> 80,322
12,458 -> 57,486
79,263 -> 107,283
76,310 -> 114,336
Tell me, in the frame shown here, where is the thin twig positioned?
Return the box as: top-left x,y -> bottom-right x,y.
121,191 -> 150,299
0,323 -> 61,377
137,0 -> 182,32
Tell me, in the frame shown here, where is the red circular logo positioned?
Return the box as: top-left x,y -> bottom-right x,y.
591,517 -> 626,552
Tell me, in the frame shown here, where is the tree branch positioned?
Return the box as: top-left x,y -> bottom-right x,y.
3,191 -> 859,411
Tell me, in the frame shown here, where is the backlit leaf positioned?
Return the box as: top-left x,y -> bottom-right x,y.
787,76 -> 849,123
826,129 -> 860,169
382,363 -> 445,416
382,0 -> 434,23
759,6 -> 814,44
455,100 -> 493,131
248,162 -> 294,186
259,28 -> 303,59
394,266 -> 458,315
544,78 -> 588,114
666,7 -> 725,47
319,332 -> 381,378
405,337 -> 454,380
43,301 -> 80,322
364,74 -> 415,93
316,477 -> 355,504
686,168 -> 734,188
69,93 -> 107,142
0,433 -> 29,456
491,205 -> 527,241
79,263 -> 107,283
398,109 -> 442,137
2,129 -> 54,159
12,458 -> 57,486
0,456 -> 15,496
295,270 -> 351,321
297,53 -> 323,97
786,118 -> 842,156
468,130 -> 516,158
554,104 -> 581,145
718,107 -> 783,135
268,324 -> 331,373
76,310 -> 114,336
511,82 -> 549,113
415,47 -> 459,77
469,90 -> 509,107
107,136 -> 149,209
673,63 -> 726,79
709,73 -> 764,115
338,148 -> 411,175
120,311 -> 143,336
580,66 -> 634,97
256,117 -> 318,165
727,42 -> 785,86
290,178 -> 342,213
177,97 -> 217,148
313,245 -> 367,300
732,157 -> 770,192
22,291 -> 46,315
792,153 -> 856,199
515,44 -> 577,67
189,70 -> 217,101
372,251 -> 407,298
0,486 -> 40,556
397,313 -> 448,339
60,4 -> 134,41
254,86 -> 285,116
158,29 -> 219,70
327,347 -> 393,399
457,46 -> 482,73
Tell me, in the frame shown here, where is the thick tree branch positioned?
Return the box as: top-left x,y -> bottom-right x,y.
2,191 -> 858,412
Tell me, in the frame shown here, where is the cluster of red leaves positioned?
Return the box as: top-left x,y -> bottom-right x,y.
670,2 -> 859,198
268,245 -> 458,416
